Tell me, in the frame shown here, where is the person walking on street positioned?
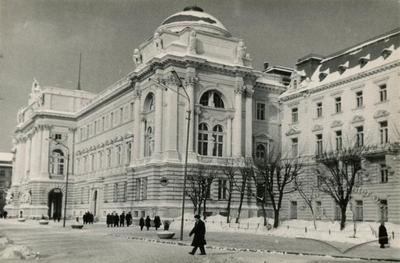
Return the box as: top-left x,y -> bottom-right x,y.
189,214 -> 207,255
145,216 -> 151,230
106,213 -> 111,227
379,221 -> 389,248
126,212 -> 132,227
139,216 -> 145,231
120,212 -> 125,227
154,215 -> 161,230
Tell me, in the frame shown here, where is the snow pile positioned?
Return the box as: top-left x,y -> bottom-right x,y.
0,245 -> 38,260
170,214 -> 400,248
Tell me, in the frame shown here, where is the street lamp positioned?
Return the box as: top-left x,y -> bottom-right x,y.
149,70 -> 191,241
49,137 -> 70,228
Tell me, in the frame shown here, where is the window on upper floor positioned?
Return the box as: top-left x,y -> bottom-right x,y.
54,133 -> 62,140
291,107 -> 298,123
316,134 -> 323,155
379,84 -> 387,102
218,179 -> 227,200
256,144 -> 266,159
356,91 -> 363,108
212,125 -> 224,157
356,126 -> 364,147
144,126 -> 154,157
335,130 -> 342,151
110,112 -> 114,128
119,107 -> 124,124
50,149 -> 65,175
198,123 -> 209,156
200,90 -> 224,108
380,164 -> 389,183
316,102 -> 323,118
256,102 -> 265,120
335,97 -> 342,113
130,102 -> 134,120
291,138 -> 298,157
380,121 -> 389,144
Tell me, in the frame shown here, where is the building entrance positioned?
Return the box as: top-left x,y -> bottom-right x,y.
48,188 -> 62,220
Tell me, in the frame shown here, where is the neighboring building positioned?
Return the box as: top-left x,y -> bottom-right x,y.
0,152 -> 13,215
6,6 -> 288,219
280,29 -> 400,223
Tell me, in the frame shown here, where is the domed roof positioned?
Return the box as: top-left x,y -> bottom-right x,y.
157,6 -> 231,37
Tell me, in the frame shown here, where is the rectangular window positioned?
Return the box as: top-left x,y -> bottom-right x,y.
142,177 -> 147,200
380,121 -> 388,144
335,130 -> 342,151
218,179 -> 227,200
119,107 -> 123,124
54,133 -> 62,140
113,183 -> 118,202
335,97 -> 342,113
291,138 -> 298,157
110,112 -> 114,128
291,107 -> 298,123
316,102 -> 323,118
130,102 -> 134,120
290,201 -> 297,219
101,116 -> 105,132
126,142 -> 132,164
355,200 -> 363,221
135,178 -> 141,200
116,145 -> 122,166
356,91 -> 363,108
316,134 -> 323,155
380,200 -> 388,222
94,121 -> 97,135
356,126 -> 364,147
86,124 -> 90,138
380,164 -> 388,183
90,154 -> 95,171
98,151 -> 103,170
379,84 -> 387,102
315,201 -> 322,219
256,103 -> 265,120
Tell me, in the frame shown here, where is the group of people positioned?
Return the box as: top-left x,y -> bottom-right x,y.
138,215 -> 161,231
83,211 -> 95,224
106,211 -> 133,227
0,211 -> 8,218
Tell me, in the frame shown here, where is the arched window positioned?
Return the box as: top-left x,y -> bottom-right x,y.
51,149 -> 65,175
144,93 -> 155,112
198,123 -> 209,156
145,126 -> 154,157
256,144 -> 266,159
200,90 -> 225,108
212,125 -> 224,157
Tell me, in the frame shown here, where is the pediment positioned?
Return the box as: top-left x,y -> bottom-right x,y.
331,120 -> 343,128
352,115 -> 365,124
312,124 -> 323,132
254,133 -> 272,141
373,110 -> 389,119
285,127 -> 301,136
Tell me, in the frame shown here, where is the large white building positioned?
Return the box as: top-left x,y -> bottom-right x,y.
5,7 -> 289,220
280,29 -> 400,223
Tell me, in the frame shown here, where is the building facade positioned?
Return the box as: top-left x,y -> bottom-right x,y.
280,29 -> 400,223
0,152 -> 13,216
5,7 -> 288,220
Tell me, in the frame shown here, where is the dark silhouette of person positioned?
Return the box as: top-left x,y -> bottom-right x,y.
53,212 -> 57,222
145,216 -> 151,230
126,212 -> 132,227
154,216 -> 161,230
189,214 -> 206,255
379,222 -> 389,248
106,213 -> 111,227
120,212 -> 125,227
139,216 -> 145,231
114,213 -> 119,227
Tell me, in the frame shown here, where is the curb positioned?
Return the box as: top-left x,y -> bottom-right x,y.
124,236 -> 400,262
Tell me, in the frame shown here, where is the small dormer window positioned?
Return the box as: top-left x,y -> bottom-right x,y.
382,45 -> 394,59
54,133 -> 62,140
359,54 -> 370,67
338,61 -> 349,74
319,69 -> 329,81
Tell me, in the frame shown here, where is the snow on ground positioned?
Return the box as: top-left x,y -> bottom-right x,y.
170,214 -> 400,248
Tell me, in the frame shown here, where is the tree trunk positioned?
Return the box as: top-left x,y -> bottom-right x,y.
227,193 -> 232,223
273,209 -> 280,228
261,201 -> 267,226
236,182 -> 246,223
340,206 -> 347,230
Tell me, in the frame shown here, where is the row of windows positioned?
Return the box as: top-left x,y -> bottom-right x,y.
79,102 -> 135,142
291,84 -> 388,122
76,141 -> 132,174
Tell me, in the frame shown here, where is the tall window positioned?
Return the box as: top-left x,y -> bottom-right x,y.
291,138 -> 298,157
256,103 -> 265,120
90,153 -> 95,171
200,90 -> 224,108
126,142 -> 132,164
198,123 -> 208,155
356,126 -> 364,147
144,127 -> 154,157
335,97 -> 342,113
113,183 -> 118,202
316,102 -> 323,118
380,200 -> 388,222
119,107 -> 124,124
110,112 -> 114,128
116,145 -> 122,165
101,116 -> 105,132
379,84 -> 387,102
380,121 -> 388,144
291,107 -> 298,123
130,102 -> 134,120
256,144 -> 266,159
212,125 -> 223,157
335,130 -> 342,151
106,148 -> 111,168
218,179 -> 227,200
355,200 -> 363,221
50,149 -> 65,175
356,91 -> 363,108
380,164 -> 388,183
98,151 -> 103,170
316,134 -> 323,155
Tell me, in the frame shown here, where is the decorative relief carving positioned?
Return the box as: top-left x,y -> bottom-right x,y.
132,48 -> 143,65
352,115 -> 365,123
373,110 -> 389,119
245,85 -> 254,97
331,120 -> 343,128
285,127 -> 301,136
234,86 -> 245,95
312,124 -> 323,132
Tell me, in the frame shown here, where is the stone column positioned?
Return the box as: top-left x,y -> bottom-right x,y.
232,77 -> 244,157
194,106 -> 200,154
245,86 -> 254,157
40,125 -> 50,178
153,85 -> 163,159
226,115 -> 233,157
132,89 -> 142,161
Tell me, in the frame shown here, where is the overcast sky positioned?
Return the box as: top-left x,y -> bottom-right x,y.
0,0 -> 398,152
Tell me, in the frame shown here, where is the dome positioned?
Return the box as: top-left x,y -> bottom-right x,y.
157,6 -> 231,37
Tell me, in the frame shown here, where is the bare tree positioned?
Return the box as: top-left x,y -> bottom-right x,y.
235,158 -> 253,223
254,151 -> 303,228
315,145 -> 366,230
221,159 -> 239,223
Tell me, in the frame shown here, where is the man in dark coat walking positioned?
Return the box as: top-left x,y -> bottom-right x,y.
139,216 -> 145,231
154,216 -> 161,230
145,216 -> 151,230
379,222 -> 389,248
120,212 -> 125,227
126,212 -> 132,227
189,214 -> 206,255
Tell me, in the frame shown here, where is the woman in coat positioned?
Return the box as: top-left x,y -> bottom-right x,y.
145,216 -> 151,230
379,222 -> 389,248
189,215 -> 206,255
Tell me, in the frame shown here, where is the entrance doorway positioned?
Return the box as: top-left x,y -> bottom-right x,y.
48,188 -> 62,220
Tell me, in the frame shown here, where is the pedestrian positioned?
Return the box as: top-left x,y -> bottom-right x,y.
189,214 -> 207,255
3,211 -> 7,219
106,213 -> 111,227
120,212 -> 125,227
145,216 -> 151,230
114,213 -> 119,227
379,221 -> 389,248
126,212 -> 132,227
139,216 -> 145,231
154,215 -> 161,230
